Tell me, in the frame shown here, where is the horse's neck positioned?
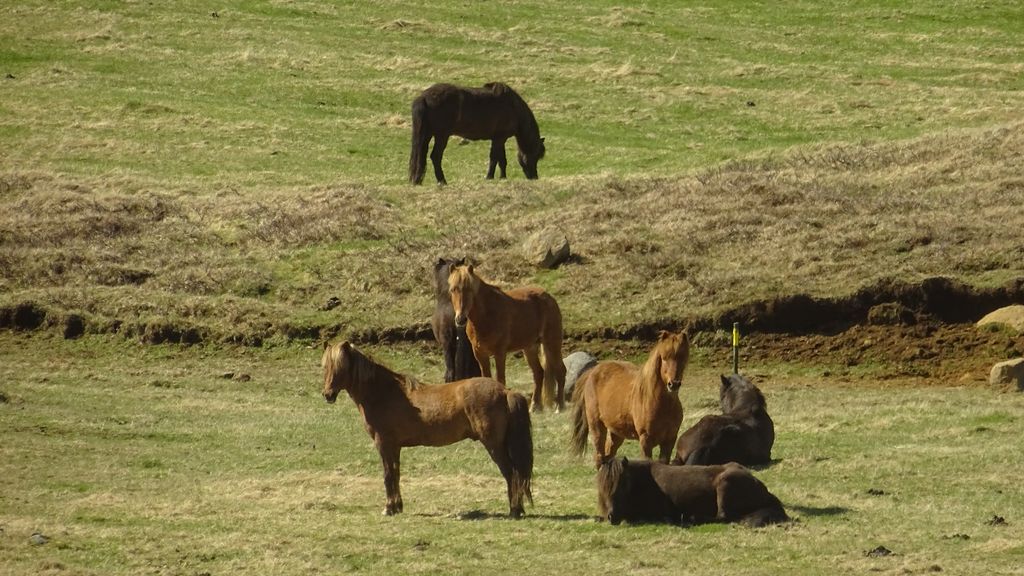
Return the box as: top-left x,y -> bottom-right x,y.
467,281 -> 503,323
345,362 -> 405,408
634,360 -> 667,404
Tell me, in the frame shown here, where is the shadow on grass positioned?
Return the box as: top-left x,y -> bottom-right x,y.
415,510 -> 595,522
787,504 -> 850,517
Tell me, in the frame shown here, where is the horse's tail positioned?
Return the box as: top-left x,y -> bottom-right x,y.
506,392 -> 534,511
738,493 -> 790,528
569,385 -> 589,457
409,96 -> 430,184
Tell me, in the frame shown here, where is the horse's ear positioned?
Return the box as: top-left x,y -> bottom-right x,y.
435,257 -> 446,269
322,341 -> 330,350
541,137 -> 545,143
455,256 -> 466,266
341,341 -> 352,353
466,264 -> 474,275
720,374 -> 732,388
657,330 -> 671,340
621,456 -> 628,465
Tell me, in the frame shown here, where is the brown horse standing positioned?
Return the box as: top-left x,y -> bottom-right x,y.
570,330 -> 690,467
321,341 -> 533,518
431,257 -> 482,383
409,82 -> 546,185
447,264 -> 566,412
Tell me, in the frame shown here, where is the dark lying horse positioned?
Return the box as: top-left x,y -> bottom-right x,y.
409,82 -> 545,185
431,257 -> 482,382
673,374 -> 775,466
596,457 -> 788,527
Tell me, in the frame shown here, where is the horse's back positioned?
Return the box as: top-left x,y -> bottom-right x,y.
416,82 -> 518,140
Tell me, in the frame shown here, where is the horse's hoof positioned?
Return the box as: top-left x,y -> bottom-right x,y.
510,507 -> 525,519
530,402 -> 543,413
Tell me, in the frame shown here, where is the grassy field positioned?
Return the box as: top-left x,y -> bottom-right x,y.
2,1 -> 1024,343
3,1 -> 1024,574
2,333 -> 1023,575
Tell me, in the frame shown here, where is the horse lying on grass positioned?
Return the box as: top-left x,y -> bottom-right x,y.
321,341 -> 533,518
596,457 -> 789,527
570,330 -> 689,466
673,374 -> 775,466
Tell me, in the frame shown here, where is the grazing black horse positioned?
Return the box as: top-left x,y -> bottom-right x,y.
673,374 -> 775,466
409,82 -> 545,185
431,257 -> 482,382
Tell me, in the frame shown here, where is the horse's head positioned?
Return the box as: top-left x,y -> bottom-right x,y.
321,341 -> 352,404
517,137 -> 545,180
447,264 -> 480,327
719,373 -> 765,414
433,256 -> 466,297
655,330 -> 690,393
596,456 -> 632,525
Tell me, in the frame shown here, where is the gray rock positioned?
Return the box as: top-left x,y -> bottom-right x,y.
29,532 -> 48,546
523,228 -> 570,269
977,305 -> 1024,333
563,351 -> 598,399
989,358 -> 1024,390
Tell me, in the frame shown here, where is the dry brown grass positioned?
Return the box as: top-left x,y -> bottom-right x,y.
2,123 -> 1023,344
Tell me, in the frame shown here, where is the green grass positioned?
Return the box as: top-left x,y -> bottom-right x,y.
3,1 -> 1024,343
2,3 -> 1024,572
2,333 -> 1023,575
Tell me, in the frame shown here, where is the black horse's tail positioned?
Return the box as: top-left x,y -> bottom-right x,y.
506,392 -> 534,516
409,96 -> 430,184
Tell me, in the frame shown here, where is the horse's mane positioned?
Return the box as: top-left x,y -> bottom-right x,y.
596,457 -> 627,498
722,376 -> 767,415
329,343 -> 421,397
482,82 -> 542,156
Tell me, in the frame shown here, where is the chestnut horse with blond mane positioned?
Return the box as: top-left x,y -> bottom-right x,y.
570,330 -> 690,467
447,264 -> 567,412
321,341 -> 533,518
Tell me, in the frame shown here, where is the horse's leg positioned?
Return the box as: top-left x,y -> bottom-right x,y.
377,442 -> 403,515
524,346 -> 544,412
473,346 -> 492,378
484,441 -> 524,518
430,134 -> 450,185
441,329 -> 456,383
589,419 -> 608,468
493,350 -> 507,386
638,431 -> 657,460
540,333 -> 566,412
487,139 -> 508,179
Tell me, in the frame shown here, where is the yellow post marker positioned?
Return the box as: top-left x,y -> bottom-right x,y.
732,322 -> 740,374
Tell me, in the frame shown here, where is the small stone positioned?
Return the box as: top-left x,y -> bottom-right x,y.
866,545 -> 892,557
232,373 -> 252,382
29,532 -> 49,546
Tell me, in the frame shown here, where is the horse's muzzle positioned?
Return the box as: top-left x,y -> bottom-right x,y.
454,314 -> 468,327
668,380 -> 682,393
323,391 -> 338,404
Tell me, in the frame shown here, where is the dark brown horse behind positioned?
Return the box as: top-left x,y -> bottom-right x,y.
321,341 -> 533,518
431,257 -> 482,382
409,82 -> 545,185
673,374 -> 775,466
596,457 -> 789,527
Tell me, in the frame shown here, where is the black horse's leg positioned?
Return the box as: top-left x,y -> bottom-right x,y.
430,134 -> 450,185
487,139 -> 508,179
442,327 -> 457,383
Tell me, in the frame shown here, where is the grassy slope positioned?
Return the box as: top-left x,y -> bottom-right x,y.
1,334 -> 1023,575
2,1 -> 1024,343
